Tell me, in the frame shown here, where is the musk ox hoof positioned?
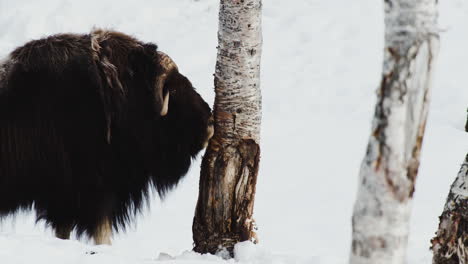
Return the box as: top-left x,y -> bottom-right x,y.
203,116 -> 214,148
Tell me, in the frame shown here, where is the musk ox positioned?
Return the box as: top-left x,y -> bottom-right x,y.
0,29 -> 213,244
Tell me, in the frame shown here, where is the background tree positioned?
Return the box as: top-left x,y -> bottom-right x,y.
431,113 -> 468,264
349,0 -> 439,263
192,0 -> 262,255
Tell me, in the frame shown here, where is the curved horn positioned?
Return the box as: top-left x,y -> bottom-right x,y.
160,91 -> 169,116
156,51 -> 178,116
157,51 -> 178,72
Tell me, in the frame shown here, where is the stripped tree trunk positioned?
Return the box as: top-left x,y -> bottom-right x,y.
192,0 -> 262,256
350,1 -> 439,263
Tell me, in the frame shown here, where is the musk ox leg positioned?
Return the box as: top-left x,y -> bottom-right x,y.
55,224 -> 73,240
93,218 -> 112,245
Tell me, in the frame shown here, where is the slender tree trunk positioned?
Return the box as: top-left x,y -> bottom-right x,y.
350,1 -> 439,263
192,0 -> 262,256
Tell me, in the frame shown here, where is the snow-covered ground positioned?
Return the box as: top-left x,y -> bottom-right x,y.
0,0 -> 466,263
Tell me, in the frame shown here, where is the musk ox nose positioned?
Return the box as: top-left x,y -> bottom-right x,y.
203,115 -> 214,149
207,115 -> 214,127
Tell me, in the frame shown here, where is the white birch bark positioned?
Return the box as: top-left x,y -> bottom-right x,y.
193,0 -> 262,255
350,1 -> 439,263
431,154 -> 468,264
213,0 -> 262,144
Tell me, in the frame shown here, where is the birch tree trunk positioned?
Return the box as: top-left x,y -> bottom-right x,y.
431,145 -> 468,264
192,0 -> 262,255
350,1 -> 439,263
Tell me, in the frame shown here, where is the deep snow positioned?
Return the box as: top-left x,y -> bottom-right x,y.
0,0 -> 466,263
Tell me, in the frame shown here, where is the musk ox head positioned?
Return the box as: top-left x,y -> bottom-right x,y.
149,52 -> 214,193
89,30 -> 213,150
157,52 -> 214,151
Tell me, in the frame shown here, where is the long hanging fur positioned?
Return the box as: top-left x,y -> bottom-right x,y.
0,29 -> 212,239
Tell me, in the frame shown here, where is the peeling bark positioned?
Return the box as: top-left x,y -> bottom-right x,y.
193,139 -> 260,255
192,0 -> 262,256
350,1 -> 439,263
431,154 -> 468,264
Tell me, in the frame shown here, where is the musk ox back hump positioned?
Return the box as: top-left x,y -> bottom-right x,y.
11,34 -> 91,73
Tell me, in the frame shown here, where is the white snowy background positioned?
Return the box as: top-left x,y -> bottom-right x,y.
0,0 -> 467,263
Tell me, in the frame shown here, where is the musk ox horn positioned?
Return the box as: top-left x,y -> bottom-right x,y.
160,91 -> 169,116
156,51 -> 178,116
